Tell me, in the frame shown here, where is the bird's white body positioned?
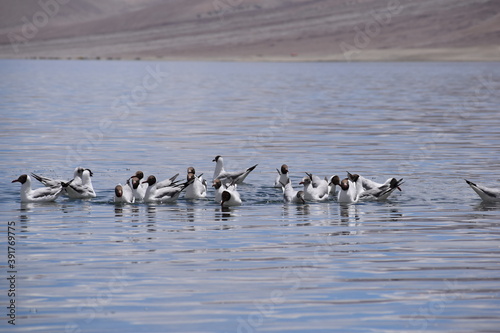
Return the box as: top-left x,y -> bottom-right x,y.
221,188 -> 242,207
281,179 -> 305,204
300,175 -> 329,201
12,175 -> 64,203
213,155 -> 257,185
185,174 -> 207,199
465,179 -> 500,202
114,182 -> 135,204
65,169 -> 96,199
337,178 -> 358,204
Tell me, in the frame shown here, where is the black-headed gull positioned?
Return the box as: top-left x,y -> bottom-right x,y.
350,172 -> 403,192
335,177 -> 358,204
212,178 -> 225,203
212,155 -> 258,184
300,174 -> 329,201
348,172 -> 403,201
130,170 -> 180,189
64,168 -> 96,199
12,174 -> 64,202
114,181 -> 135,204
220,187 -> 242,207
327,175 -> 340,196
31,167 -> 90,195
130,176 -> 146,201
279,178 -> 305,204
184,167 -> 207,199
274,164 -> 290,188
465,179 -> 500,202
357,177 -> 404,201
142,175 -> 192,203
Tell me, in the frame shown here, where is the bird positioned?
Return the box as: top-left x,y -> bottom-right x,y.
465,179 -> 500,202
114,181 -> 135,204
335,177 -> 358,204
12,174 -> 64,203
129,176 -> 147,201
280,178 -> 305,204
327,175 -> 340,196
31,167 -> 91,196
212,178 -> 226,203
349,172 -> 403,192
184,167 -> 207,199
299,174 -> 329,201
142,175 -> 192,203
64,168 -> 96,199
357,177 -> 404,201
347,172 -> 403,201
274,164 -> 290,188
346,173 -> 365,200
212,155 -> 258,185
130,170 -> 180,190
220,187 -> 242,207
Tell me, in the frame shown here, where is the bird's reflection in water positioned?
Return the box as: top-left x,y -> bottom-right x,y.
146,204 -> 157,222
215,206 -> 235,222
474,201 -> 500,212
339,203 -> 361,226
114,204 -> 140,224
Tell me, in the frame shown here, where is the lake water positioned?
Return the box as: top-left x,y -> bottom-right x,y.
1,59 -> 500,332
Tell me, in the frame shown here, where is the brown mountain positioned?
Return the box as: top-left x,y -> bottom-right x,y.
0,0 -> 499,61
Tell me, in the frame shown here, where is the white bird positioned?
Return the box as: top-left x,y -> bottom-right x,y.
212,178 -> 226,203
300,174 -> 329,201
31,167 -> 90,195
357,177 -> 404,201
349,172 -> 403,192
184,167 -> 207,199
12,174 -> 64,203
130,170 -> 180,190
274,164 -> 290,188
130,176 -> 147,201
220,188 -> 242,207
280,178 -> 305,204
348,172 -> 403,201
346,173 -> 365,200
212,155 -> 258,185
465,179 -> 500,202
114,181 -> 135,204
142,175 -> 191,203
335,177 -> 358,204
64,169 -> 96,199
327,175 -> 340,196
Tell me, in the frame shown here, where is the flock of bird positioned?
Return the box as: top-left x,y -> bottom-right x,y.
11,155 -> 500,206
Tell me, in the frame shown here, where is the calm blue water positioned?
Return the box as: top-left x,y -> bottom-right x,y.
1,59 -> 500,332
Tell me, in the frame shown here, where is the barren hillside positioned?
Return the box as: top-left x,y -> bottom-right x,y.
0,0 -> 498,61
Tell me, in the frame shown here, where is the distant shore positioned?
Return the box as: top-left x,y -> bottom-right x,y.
1,46 -> 499,62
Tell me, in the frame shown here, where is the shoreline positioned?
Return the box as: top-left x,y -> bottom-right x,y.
1,47 -> 499,63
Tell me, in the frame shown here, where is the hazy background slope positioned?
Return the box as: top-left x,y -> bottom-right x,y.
0,0 -> 499,61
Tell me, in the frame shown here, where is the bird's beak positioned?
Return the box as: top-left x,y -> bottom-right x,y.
11,179 -> 19,183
